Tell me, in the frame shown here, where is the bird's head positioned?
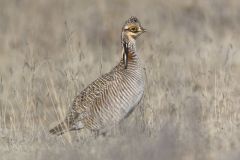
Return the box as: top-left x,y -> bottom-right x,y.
122,16 -> 146,40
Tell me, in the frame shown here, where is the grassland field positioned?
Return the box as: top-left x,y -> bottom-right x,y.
0,0 -> 240,159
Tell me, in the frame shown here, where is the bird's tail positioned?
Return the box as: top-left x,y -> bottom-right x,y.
49,118 -> 73,136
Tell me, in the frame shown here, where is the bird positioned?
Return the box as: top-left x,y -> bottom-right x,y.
49,16 -> 146,135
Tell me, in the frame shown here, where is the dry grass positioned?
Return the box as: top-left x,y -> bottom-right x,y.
1,0 -> 240,159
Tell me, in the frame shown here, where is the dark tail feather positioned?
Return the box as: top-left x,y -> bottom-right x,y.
49,120 -> 72,136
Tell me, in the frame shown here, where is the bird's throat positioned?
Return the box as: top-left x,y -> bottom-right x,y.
122,35 -> 137,69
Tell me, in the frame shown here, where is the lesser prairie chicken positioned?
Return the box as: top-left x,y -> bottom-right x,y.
49,16 -> 146,135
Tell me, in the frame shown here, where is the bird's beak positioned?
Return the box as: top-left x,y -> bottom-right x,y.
141,28 -> 147,33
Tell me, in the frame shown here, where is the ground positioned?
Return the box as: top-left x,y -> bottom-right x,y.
0,0 -> 240,159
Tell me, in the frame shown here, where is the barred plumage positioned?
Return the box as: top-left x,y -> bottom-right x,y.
49,16 -> 146,135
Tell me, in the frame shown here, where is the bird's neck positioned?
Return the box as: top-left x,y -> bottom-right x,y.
121,34 -> 138,69
121,34 -> 137,54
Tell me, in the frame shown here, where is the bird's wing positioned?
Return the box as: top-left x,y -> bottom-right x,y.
49,72 -> 115,135
71,71 -> 116,117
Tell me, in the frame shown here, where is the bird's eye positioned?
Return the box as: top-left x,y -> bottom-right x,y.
129,27 -> 138,32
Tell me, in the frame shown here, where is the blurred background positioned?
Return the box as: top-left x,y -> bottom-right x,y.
0,0 -> 240,159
